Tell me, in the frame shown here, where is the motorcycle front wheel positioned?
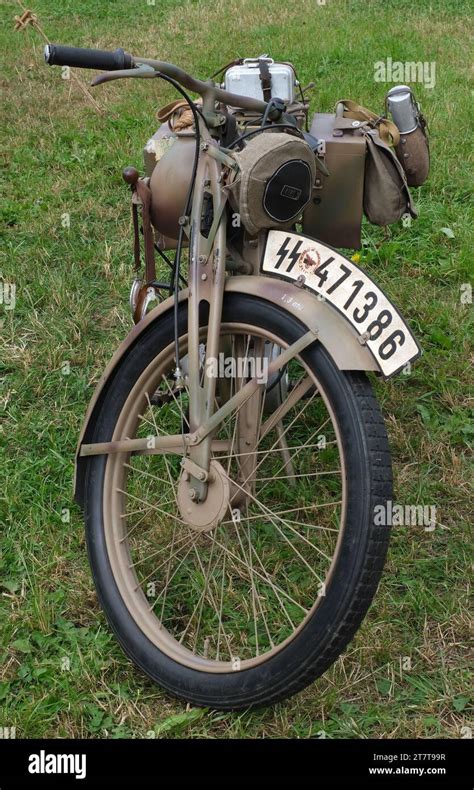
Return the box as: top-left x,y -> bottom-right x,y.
84,293 -> 392,709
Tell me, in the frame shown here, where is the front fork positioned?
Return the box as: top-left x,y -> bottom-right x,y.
185,135 -> 228,501
175,125 -> 317,504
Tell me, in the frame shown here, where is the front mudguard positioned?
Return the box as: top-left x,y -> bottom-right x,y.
73,276 -> 379,507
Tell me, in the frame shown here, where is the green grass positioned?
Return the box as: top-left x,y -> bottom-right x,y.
1,0 -> 472,738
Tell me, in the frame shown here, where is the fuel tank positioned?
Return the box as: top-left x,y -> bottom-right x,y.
149,131 -> 195,240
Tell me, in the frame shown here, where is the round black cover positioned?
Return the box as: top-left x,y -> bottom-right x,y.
263,159 -> 313,223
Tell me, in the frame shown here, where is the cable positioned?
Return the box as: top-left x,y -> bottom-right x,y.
265,365 -> 287,394
153,72 -> 202,379
154,244 -> 188,289
260,99 -> 276,128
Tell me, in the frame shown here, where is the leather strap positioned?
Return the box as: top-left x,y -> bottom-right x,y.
335,98 -> 400,146
258,59 -> 272,103
157,98 -> 188,122
135,178 -> 156,283
131,199 -> 141,272
157,98 -> 201,131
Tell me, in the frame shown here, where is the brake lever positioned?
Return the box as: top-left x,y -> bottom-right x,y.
91,63 -> 156,86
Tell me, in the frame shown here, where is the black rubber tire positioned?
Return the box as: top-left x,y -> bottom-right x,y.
84,294 -> 392,710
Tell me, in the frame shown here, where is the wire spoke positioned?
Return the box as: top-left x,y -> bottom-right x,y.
229,508 -> 261,656
204,530 -> 309,615
222,472 -> 328,582
231,387 -> 323,502
256,417 -> 333,499
254,469 -> 342,483
131,531 -> 195,575
187,529 -> 234,659
123,462 -> 174,490
215,439 -> 337,461
110,326 -> 345,666
117,488 -> 186,525
147,540 -> 197,612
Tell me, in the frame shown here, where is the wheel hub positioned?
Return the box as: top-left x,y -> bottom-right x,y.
177,459 -> 230,532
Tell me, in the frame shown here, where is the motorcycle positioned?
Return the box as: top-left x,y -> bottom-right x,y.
44,45 -> 423,709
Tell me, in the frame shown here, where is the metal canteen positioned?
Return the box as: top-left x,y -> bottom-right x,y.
386,85 -> 419,134
386,85 -> 430,187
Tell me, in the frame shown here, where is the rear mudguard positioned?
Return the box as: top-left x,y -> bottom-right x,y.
73,275 -> 379,507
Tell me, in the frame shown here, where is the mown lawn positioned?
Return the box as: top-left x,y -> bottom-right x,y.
1,0 -> 472,738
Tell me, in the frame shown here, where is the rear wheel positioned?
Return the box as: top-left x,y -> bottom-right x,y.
84,294 -> 392,709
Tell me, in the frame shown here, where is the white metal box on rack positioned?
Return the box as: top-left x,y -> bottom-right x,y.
224,58 -> 297,104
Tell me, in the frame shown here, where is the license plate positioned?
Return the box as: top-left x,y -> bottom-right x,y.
262,231 -> 420,378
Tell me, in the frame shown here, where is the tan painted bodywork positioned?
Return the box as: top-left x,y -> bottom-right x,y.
74,275 -> 379,505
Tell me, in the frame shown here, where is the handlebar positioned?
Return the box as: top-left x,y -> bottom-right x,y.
45,44 -> 132,71
44,43 -> 269,114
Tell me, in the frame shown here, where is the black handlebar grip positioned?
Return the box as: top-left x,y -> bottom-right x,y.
44,44 -> 133,71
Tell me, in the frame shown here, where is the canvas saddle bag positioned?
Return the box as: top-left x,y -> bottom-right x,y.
335,100 -> 418,225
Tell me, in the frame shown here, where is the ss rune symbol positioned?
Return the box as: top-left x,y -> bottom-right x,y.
274,236 -> 305,271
